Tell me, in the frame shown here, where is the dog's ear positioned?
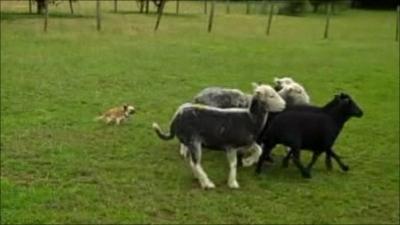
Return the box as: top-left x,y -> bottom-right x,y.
123,104 -> 128,111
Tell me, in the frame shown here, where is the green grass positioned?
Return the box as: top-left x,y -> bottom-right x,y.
1,1 -> 399,224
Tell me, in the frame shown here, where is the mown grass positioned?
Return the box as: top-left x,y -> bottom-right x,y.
1,1 -> 399,224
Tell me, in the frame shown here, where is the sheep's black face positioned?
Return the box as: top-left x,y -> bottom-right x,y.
339,93 -> 363,118
274,83 -> 283,91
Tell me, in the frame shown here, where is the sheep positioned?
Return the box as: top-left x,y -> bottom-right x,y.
273,77 -> 295,91
193,87 -> 251,108
255,93 -> 363,178
191,83 -> 264,165
260,78 -> 311,162
277,82 -> 310,106
152,85 -> 285,189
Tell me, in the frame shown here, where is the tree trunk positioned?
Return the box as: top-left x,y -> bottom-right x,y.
37,0 -> 46,14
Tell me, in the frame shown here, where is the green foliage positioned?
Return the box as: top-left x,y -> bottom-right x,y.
1,1 -> 399,224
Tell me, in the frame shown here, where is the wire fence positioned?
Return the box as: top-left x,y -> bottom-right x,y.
1,0 -> 399,41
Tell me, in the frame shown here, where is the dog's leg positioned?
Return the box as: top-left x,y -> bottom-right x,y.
106,117 -> 113,124
116,117 -> 122,125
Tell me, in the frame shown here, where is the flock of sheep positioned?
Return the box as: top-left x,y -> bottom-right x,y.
152,77 -> 363,189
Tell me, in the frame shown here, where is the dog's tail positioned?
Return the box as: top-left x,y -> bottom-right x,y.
94,115 -> 104,122
152,122 -> 175,140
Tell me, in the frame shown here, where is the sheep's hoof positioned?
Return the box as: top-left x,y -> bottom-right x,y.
341,165 -> 349,172
201,181 -> 216,190
228,180 -> 240,189
242,158 -> 254,167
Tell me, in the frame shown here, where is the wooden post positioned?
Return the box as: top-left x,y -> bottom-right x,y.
96,0 -> 101,31
114,0 -> 118,13
176,0 -> 179,15
396,5 -> 399,42
208,0 -> 215,33
139,0 -> 144,13
204,0 -> 208,14
44,0 -> 48,32
246,1 -> 250,14
266,3 -> 274,35
324,2 -> 332,39
69,0 -> 74,14
145,0 -> 149,14
226,0 -> 230,14
155,0 -> 166,31
29,0 -> 32,13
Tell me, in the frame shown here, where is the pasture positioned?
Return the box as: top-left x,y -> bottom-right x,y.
1,1 -> 399,224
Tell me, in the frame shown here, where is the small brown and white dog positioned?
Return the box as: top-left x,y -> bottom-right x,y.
96,104 -> 136,125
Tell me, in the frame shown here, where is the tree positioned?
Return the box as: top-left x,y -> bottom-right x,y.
36,0 -> 46,14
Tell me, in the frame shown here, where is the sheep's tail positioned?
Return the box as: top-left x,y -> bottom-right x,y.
152,122 -> 175,140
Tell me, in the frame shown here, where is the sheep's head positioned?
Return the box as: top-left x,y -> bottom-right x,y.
252,83 -> 286,112
273,77 -> 295,91
278,83 -> 310,105
335,93 -> 363,118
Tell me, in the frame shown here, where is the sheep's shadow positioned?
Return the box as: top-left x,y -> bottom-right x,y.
1,11 -> 94,21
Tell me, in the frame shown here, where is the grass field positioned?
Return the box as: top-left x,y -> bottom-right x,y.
1,1 -> 399,224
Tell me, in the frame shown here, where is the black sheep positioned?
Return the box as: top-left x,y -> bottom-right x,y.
256,93 -> 363,178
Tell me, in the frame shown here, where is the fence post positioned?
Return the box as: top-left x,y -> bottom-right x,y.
208,0 -> 215,32
324,2 -> 332,39
114,0 -> 118,13
69,0 -> 74,14
44,0 -> 48,32
226,0 -> 230,14
266,3 -> 274,35
246,1 -> 250,14
155,0 -> 166,31
176,0 -> 179,15
204,0 -> 208,14
96,0 -> 101,31
396,5 -> 399,42
29,0 -> 32,13
145,0 -> 149,13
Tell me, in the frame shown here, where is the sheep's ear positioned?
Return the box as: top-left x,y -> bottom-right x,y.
294,87 -> 302,94
251,82 -> 259,89
123,104 -> 128,111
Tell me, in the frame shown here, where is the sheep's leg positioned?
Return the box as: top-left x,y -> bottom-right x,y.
188,143 -> 215,189
236,151 -> 243,168
242,144 -> 262,167
179,144 -> 188,159
328,149 -> 349,172
306,152 -> 322,172
291,149 -> 311,178
256,144 -> 274,174
282,148 -> 293,168
226,149 -> 239,189
325,152 -> 333,170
